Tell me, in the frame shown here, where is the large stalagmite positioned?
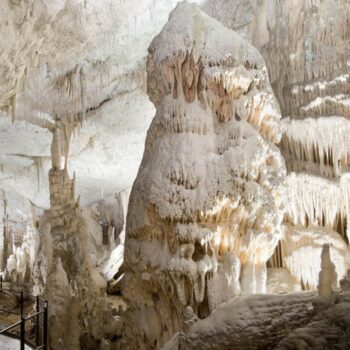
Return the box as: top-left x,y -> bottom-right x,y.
33,119 -> 120,350
122,3 -> 286,349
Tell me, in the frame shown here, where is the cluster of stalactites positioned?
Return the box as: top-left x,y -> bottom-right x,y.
157,191 -> 282,300
283,74 -> 350,118
55,65 -> 87,123
267,225 -> 349,290
50,113 -> 82,171
148,51 -> 281,144
284,174 -> 350,243
280,117 -> 350,178
147,191 -> 282,263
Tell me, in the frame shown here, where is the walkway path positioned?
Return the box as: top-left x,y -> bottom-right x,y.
0,334 -> 31,349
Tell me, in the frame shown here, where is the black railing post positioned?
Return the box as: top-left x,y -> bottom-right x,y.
36,295 -> 40,347
0,274 -> 2,291
20,316 -> 25,350
20,291 -> 24,317
0,283 -> 49,349
43,301 -> 48,350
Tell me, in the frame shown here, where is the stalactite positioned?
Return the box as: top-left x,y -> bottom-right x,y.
62,119 -> 72,170
51,123 -> 62,169
267,240 -> 285,269
280,117 -> 350,178
11,93 -> 16,123
33,157 -> 42,192
79,65 -> 87,126
285,173 -> 350,242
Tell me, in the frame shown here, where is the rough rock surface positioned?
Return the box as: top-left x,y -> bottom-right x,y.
164,241 -> 350,350
275,270 -> 350,349
122,3 -> 285,349
168,292 -> 316,350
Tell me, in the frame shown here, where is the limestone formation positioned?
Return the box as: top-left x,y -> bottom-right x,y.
165,244 -> 350,350
274,249 -> 350,349
205,0 -> 350,291
122,3 -> 285,349
268,223 -> 349,290
33,119 -> 121,349
2,1 -> 350,350
165,292 -> 316,350
340,269 -> 350,292
318,244 -> 337,299
0,191 -> 42,286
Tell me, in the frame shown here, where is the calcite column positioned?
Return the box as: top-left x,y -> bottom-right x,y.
34,120 -> 115,349
122,3 -> 286,349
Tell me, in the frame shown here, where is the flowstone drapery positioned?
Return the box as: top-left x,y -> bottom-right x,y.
205,0 -> 350,291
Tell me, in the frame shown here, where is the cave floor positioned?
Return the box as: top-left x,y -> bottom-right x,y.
0,335 -> 31,349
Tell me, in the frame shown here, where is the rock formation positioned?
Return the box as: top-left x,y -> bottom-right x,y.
340,269 -> 350,292
164,291 -> 316,350
274,245 -> 350,349
33,118 -> 121,349
164,240 -> 350,350
2,1 -> 350,349
0,191 -> 42,286
204,0 -> 350,290
122,3 -> 285,348
317,244 -> 337,299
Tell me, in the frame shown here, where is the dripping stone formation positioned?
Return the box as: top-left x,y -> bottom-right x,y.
0,1 -> 350,350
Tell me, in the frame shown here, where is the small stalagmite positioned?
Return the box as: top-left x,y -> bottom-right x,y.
318,243 -> 337,299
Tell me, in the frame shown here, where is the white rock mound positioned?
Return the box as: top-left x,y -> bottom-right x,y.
122,2 -> 286,349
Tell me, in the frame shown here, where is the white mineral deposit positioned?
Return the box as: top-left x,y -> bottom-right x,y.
0,1 -> 350,349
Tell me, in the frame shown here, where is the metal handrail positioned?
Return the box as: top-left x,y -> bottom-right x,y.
0,275 -> 48,350
0,287 -> 46,304
0,319 -> 22,333
0,308 -> 21,316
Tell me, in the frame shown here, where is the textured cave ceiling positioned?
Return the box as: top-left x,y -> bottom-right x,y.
2,0 -> 349,213
1,0 -> 345,210
0,0 -> 209,209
